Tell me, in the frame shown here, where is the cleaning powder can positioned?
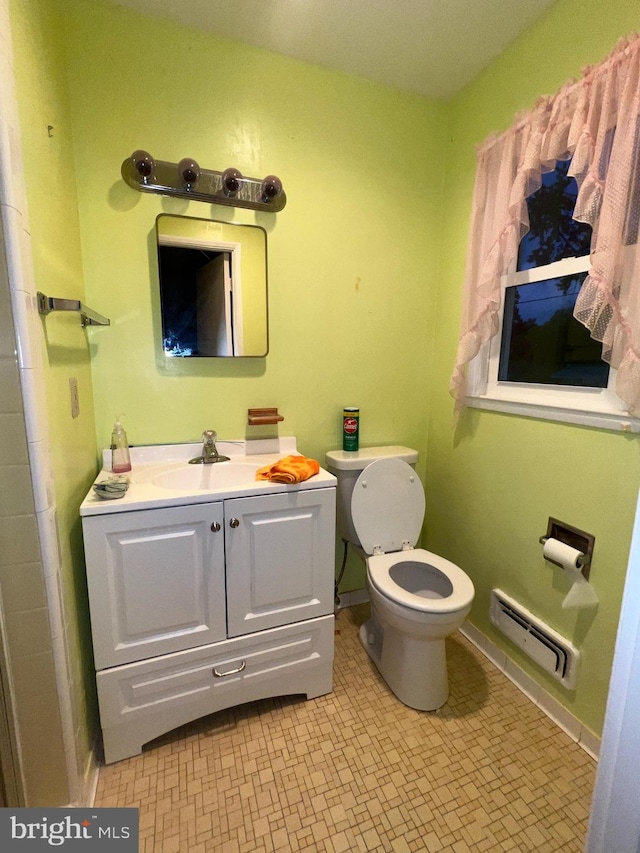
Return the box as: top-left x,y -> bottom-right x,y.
343,407 -> 359,452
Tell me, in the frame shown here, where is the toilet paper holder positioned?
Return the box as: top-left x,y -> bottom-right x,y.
539,517 -> 595,579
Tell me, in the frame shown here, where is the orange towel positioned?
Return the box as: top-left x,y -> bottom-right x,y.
256,455 -> 320,484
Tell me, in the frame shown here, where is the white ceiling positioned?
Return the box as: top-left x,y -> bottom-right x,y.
111,0 -> 557,100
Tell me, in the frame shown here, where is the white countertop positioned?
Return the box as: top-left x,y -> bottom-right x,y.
80,437 -> 336,517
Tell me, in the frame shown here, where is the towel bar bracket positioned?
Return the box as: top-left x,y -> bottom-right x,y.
37,291 -> 110,327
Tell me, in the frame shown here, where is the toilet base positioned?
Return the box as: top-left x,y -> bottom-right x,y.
359,614 -> 449,711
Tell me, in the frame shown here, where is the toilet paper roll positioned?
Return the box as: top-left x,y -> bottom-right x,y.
542,538 -> 598,609
543,537 -> 584,570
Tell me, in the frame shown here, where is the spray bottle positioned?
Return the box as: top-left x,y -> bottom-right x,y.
111,416 -> 132,473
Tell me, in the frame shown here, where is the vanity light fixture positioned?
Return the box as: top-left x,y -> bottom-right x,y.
121,151 -> 286,212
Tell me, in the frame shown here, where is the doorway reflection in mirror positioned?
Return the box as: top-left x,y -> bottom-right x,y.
156,215 -> 268,357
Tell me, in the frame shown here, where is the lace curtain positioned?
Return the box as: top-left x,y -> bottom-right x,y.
450,35 -> 640,420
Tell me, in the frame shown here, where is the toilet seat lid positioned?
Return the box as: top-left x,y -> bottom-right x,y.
351,458 -> 425,556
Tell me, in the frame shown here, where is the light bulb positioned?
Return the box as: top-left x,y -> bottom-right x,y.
260,175 -> 283,203
178,157 -> 200,188
132,150 -> 154,179
221,167 -> 243,197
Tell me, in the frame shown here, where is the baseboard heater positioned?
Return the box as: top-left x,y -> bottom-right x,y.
490,589 -> 579,689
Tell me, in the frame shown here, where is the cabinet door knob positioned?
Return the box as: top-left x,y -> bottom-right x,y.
229,518 -> 240,528
210,521 -> 221,532
213,660 -> 246,678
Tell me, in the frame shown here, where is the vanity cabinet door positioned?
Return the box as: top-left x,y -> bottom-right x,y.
224,487 -> 335,637
83,503 -> 226,670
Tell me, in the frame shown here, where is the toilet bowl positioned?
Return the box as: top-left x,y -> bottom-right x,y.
326,450 -> 475,711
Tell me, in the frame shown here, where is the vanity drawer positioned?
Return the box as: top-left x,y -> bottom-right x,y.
97,615 -> 334,763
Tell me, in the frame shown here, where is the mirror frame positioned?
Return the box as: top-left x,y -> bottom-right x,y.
155,214 -> 269,358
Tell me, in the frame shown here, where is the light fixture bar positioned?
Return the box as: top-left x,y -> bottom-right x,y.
121,151 -> 286,212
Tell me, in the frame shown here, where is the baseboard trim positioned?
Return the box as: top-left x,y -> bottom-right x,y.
336,588 -> 370,609
85,749 -> 100,808
67,740 -> 100,807
460,620 -> 600,760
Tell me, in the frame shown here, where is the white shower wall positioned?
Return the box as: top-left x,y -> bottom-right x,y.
0,0 -> 91,806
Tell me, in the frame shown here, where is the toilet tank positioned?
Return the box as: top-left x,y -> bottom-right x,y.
325,446 -> 419,546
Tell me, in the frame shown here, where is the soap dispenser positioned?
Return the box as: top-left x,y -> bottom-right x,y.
111,417 -> 132,473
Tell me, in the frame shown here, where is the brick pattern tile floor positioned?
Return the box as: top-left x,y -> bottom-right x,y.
94,604 -> 596,851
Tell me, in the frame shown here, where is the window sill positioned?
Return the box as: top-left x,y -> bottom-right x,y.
466,394 -> 640,434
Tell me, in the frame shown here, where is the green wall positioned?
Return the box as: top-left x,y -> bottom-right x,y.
428,0 -> 640,735
12,0 -> 640,774
62,0 -> 445,464
60,0 -> 447,591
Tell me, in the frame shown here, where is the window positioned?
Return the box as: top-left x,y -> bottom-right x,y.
499,161 -> 606,388
451,37 -> 640,429
467,161 -> 633,430
498,272 -> 608,388
516,160 -> 592,272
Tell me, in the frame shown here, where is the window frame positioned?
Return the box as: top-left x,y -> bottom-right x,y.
466,251 -> 640,433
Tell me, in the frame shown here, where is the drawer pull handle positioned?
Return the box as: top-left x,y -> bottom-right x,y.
210,521 -> 221,532
229,518 -> 240,528
213,660 -> 246,678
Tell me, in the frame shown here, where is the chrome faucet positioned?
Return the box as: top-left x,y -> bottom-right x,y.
189,430 -> 231,464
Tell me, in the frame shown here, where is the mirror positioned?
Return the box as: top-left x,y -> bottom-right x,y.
156,214 -> 268,357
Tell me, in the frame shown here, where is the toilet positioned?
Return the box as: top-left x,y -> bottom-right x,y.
326,446 -> 474,711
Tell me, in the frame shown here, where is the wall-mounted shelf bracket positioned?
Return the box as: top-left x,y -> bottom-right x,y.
248,407 -> 284,426
37,292 -> 110,327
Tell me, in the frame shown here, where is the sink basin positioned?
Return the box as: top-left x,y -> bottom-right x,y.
152,461 -> 263,491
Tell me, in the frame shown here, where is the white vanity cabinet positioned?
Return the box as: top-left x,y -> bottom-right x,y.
81,449 -> 336,764
83,502 -> 227,670
225,490 -> 335,637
